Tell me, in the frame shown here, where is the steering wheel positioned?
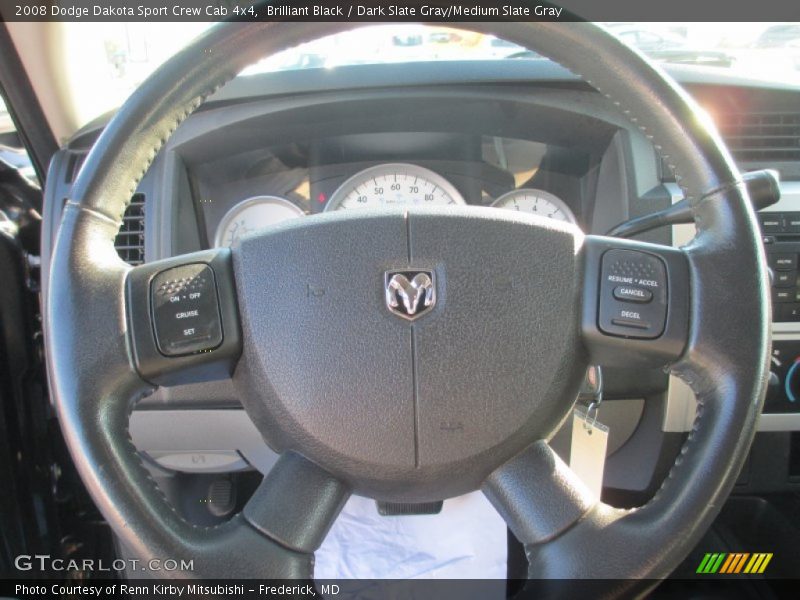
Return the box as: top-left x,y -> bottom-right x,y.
46,21 -> 770,591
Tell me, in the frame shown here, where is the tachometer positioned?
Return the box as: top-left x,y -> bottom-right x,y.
214,196 -> 304,247
491,188 -> 577,225
326,163 -> 465,211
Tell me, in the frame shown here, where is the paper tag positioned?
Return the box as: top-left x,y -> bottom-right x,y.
569,409 -> 609,499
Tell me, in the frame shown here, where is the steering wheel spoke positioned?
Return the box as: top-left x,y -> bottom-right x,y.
483,441 -> 595,546
581,235 -> 691,368
243,452 -> 350,554
125,248 -> 242,386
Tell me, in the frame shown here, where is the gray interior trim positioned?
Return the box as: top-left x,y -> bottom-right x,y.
130,409 -> 278,474
758,413 -> 800,432
663,376 -> 697,433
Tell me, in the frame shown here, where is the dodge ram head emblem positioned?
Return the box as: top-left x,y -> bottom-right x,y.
384,271 -> 436,320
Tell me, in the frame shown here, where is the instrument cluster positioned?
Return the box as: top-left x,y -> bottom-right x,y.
213,160 -> 579,248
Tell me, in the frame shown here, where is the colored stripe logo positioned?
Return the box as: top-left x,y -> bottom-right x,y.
696,552 -> 773,574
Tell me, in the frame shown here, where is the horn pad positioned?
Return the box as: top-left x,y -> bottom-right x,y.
232,207 -> 586,501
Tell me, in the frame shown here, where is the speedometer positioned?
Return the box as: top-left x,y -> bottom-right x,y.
214,196 -> 304,247
491,189 -> 577,225
326,163 -> 465,211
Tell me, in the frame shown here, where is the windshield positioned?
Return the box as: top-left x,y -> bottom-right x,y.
59,22 -> 800,129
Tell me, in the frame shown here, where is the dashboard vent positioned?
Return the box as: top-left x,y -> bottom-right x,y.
718,112 -> 800,163
114,194 -> 146,265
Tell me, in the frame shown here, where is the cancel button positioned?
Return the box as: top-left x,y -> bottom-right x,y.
613,285 -> 653,303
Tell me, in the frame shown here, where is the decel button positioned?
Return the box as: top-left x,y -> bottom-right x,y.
150,264 -> 223,356
611,310 -> 651,330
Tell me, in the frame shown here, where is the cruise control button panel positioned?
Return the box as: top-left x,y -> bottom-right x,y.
598,249 -> 668,339
151,264 -> 223,356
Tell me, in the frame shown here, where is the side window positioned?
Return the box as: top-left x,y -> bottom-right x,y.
0,95 -> 37,185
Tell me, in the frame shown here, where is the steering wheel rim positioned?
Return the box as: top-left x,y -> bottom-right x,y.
45,20 -> 770,589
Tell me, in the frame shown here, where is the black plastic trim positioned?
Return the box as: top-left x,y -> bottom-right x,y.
0,24 -> 58,188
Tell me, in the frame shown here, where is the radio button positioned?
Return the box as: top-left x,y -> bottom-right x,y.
775,271 -> 797,288
770,254 -> 798,271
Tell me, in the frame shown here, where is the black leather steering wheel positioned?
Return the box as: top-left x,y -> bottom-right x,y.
45,21 -> 770,592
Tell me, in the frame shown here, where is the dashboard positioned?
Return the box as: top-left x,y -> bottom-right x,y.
176,82 -> 611,257
41,59 -> 800,504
